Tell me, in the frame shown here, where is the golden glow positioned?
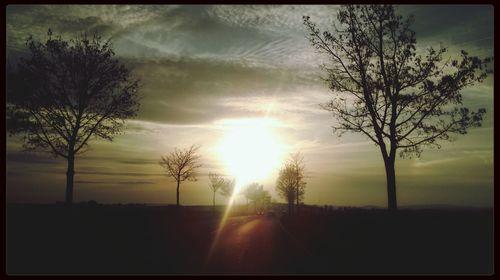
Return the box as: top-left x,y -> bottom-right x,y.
217,118 -> 287,191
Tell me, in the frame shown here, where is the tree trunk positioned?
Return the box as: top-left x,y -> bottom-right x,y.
213,191 -> 216,209
176,180 -> 180,207
384,157 -> 397,211
65,154 -> 75,204
296,187 -> 300,216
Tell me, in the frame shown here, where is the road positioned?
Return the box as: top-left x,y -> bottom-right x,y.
201,215 -> 313,274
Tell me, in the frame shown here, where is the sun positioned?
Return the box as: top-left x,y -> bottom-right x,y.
217,118 -> 287,192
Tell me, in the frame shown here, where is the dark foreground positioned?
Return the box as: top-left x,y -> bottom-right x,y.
6,204 -> 493,275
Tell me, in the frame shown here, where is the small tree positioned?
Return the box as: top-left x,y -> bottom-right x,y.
219,177 -> 236,205
288,152 -> 306,214
256,189 -> 271,213
242,183 -> 253,214
243,183 -> 265,214
276,163 -> 298,215
159,145 -> 202,207
304,5 -> 491,211
208,172 -> 224,208
6,30 -> 140,203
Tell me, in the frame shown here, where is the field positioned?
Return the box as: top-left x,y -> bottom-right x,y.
6,204 -> 493,275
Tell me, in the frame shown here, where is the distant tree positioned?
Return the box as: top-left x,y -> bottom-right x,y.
243,183 -> 266,214
265,195 -> 272,211
288,152 -> 306,214
242,183 -> 255,213
256,189 -> 271,213
159,145 -> 202,207
208,172 -> 225,208
304,5 -> 491,211
276,162 -> 298,215
6,30 -> 140,203
276,153 -> 306,215
219,178 -> 236,204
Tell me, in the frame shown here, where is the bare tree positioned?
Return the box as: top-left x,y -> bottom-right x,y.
304,5 -> 491,211
159,145 -> 202,207
208,172 -> 224,208
6,30 -> 140,203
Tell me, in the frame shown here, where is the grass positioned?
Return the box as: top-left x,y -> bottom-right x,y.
6,204 -> 493,275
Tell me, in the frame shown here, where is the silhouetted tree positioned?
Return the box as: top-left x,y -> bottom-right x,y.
243,183 -> 266,214
208,172 -> 224,208
6,30 -> 140,203
159,145 -> 202,207
256,189 -> 271,213
242,183 -> 254,214
288,152 -> 306,214
219,178 -> 236,204
304,5 -> 491,211
276,164 -> 297,215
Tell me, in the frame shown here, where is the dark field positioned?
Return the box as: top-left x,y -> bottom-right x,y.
6,204 -> 493,275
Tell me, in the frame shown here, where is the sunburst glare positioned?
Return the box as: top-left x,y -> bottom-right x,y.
216,118 -> 287,192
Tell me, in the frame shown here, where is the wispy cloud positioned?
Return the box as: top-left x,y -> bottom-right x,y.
75,180 -> 155,185
78,171 -> 165,177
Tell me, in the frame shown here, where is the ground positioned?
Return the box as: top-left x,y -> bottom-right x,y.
6,204 -> 493,275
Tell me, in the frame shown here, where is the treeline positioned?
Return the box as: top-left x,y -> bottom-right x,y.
158,145 -> 307,215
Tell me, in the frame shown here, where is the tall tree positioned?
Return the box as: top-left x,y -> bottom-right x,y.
208,172 -> 224,208
159,145 -> 202,207
6,30 -> 140,203
304,5 -> 491,211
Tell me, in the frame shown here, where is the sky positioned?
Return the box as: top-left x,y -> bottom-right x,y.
6,5 -> 494,207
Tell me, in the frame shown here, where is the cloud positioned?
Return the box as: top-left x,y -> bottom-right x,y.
123,57 -> 325,125
208,5 -> 339,34
6,151 -> 59,165
6,5 -> 171,46
412,157 -> 460,168
118,159 -> 159,165
74,180 -> 156,185
7,5 -> 493,66
7,5 -> 328,69
399,5 -> 493,50
78,171 -> 165,177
